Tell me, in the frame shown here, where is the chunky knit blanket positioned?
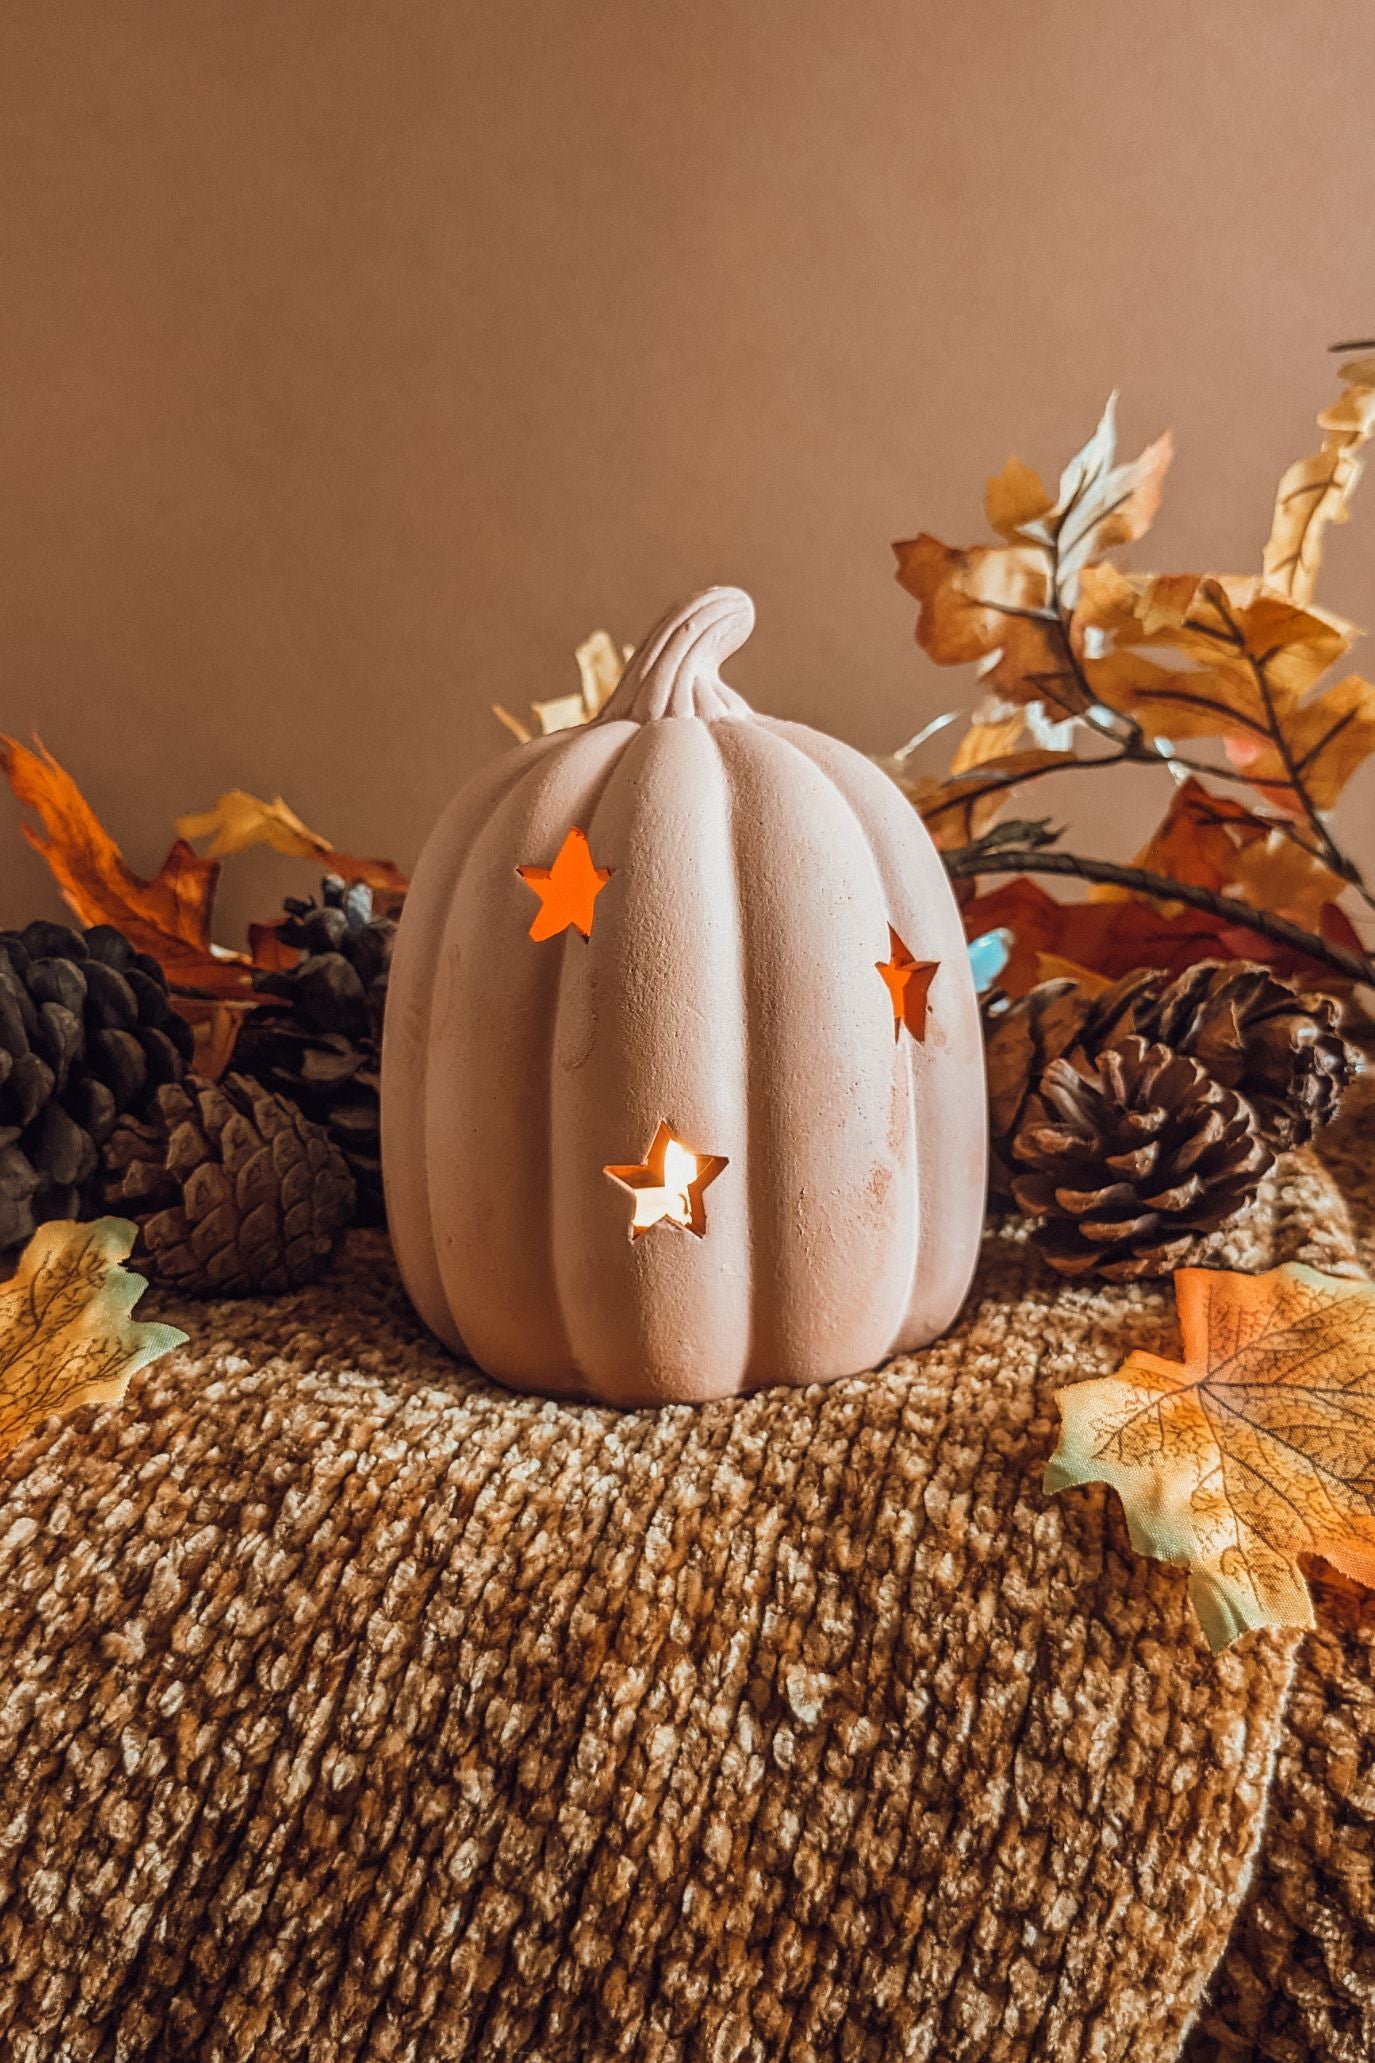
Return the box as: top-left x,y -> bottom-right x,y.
0,1117 -> 1371,2061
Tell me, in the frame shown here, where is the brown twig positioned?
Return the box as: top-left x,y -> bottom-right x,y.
942,844 -> 1374,990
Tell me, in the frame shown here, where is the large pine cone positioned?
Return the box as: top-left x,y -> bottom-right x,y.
102,1072 -> 357,1295
1082,962 -> 1357,1149
983,979 -> 1093,1202
0,921 -> 194,1250
1011,1036 -> 1274,1279
985,961 -> 1358,1200
234,877 -> 396,1221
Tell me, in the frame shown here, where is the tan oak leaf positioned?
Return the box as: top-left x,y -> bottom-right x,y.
1263,358 -> 1375,603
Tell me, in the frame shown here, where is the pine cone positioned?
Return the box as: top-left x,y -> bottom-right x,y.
0,921 -> 194,1250
1082,961 -> 1357,1150
983,979 -> 1094,1202
234,877 -> 397,1221
102,1072 -> 356,1296
1011,1036 -> 1273,1279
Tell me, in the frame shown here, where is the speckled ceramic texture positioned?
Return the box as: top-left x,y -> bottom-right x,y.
381,587 -> 986,1405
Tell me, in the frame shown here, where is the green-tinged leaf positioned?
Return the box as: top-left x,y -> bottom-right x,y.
1046,1264 -> 1375,1649
0,1218 -> 186,1458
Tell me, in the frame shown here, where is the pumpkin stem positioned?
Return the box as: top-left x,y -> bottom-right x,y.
597,587 -> 756,723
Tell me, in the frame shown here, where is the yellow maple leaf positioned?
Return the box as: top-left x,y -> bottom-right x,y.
1046,1263 -> 1375,1649
0,1218 -> 186,1460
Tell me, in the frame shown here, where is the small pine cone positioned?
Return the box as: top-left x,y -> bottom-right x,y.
1011,1036 -> 1273,1280
102,1072 -> 356,1296
982,980 -> 1094,1202
234,876 -> 396,1223
1087,961 -> 1357,1150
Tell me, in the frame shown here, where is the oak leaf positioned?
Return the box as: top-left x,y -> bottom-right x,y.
494,629 -> 631,742
1081,571 -> 1355,750
960,873 -> 1347,997
175,790 -> 408,900
896,398 -> 1171,716
1222,672 -> 1375,811
0,1217 -> 186,1461
984,455 -> 1054,541
1263,356 -> 1375,603
1086,778 -> 1270,909
1226,827 -> 1351,932
912,750 -> 1075,851
1046,1263 -> 1375,1648
0,735 -> 251,995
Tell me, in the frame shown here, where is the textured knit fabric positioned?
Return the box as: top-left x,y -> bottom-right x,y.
1182,1082 -> 1375,2063
0,1149 -> 1359,2063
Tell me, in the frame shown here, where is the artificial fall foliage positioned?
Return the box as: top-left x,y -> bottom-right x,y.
1047,1262 -> 1375,1649
0,734 -> 406,1007
891,354 -> 1375,997
494,630 -> 632,742
0,1216 -> 185,1459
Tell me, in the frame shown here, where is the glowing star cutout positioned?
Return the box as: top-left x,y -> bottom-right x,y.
517,827 -> 612,941
603,1122 -> 728,1239
876,926 -> 939,1042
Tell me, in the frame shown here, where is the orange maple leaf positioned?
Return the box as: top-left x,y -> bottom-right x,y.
1046,1263 -> 1375,1648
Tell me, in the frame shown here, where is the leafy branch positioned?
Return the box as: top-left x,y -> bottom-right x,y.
891,359 -> 1375,994
942,843 -> 1372,991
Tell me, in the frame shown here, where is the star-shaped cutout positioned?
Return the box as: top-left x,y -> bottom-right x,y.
603,1122 -> 729,1239
876,926 -> 939,1041
517,827 -> 612,941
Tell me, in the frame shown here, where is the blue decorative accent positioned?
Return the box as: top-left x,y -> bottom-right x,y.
967,927 -> 1012,993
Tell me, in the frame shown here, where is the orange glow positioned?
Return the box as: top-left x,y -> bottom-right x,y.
876,926 -> 939,1041
517,827 -> 612,941
603,1122 -> 728,1239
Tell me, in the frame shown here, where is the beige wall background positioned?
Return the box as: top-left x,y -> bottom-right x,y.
3,1 -> 1374,938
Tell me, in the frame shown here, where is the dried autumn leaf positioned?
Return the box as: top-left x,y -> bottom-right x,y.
177,790 -> 330,859
984,455 -> 1053,541
1087,778 -> 1268,904
1263,357 -> 1375,603
0,1217 -> 186,1460
1046,1263 -> 1375,1648
175,790 -> 408,900
1081,571 -> 1354,748
913,750 -> 1075,851
1223,672 -> 1375,811
1048,408 -> 1173,604
897,398 -> 1170,716
1227,827 -> 1351,931
0,735 -> 251,995
959,873 -> 1346,997
494,629 -> 631,742
949,706 -> 1030,772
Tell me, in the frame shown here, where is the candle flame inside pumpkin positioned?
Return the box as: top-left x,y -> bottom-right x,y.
629,1138 -> 702,1232
603,1122 -> 729,1239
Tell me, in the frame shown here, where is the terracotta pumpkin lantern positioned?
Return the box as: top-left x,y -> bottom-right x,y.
382,587 -> 986,1406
